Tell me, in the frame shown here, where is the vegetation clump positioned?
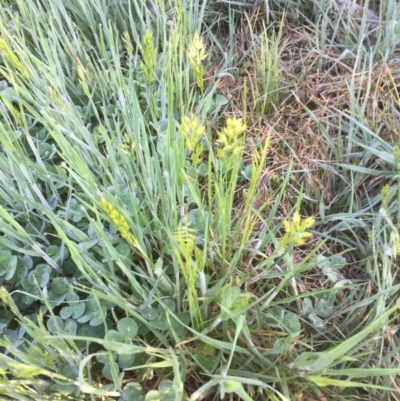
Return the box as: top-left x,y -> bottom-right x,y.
0,0 -> 400,400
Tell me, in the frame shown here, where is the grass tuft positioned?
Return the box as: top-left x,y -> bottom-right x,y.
0,0 -> 400,400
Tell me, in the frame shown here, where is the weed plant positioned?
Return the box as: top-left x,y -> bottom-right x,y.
0,0 -> 400,400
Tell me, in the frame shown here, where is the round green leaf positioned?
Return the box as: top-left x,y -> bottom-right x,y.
47,291 -> 68,307
22,255 -> 33,270
117,317 -> 138,339
47,316 -> 64,333
89,305 -> 107,326
0,251 -> 12,275
38,143 -> 56,159
116,243 -> 131,257
140,308 -> 158,320
77,325 -> 90,337
77,312 -> 93,324
315,299 -> 332,318
170,312 -> 190,337
40,272 -> 50,287
195,343 -> 217,373
266,307 -> 285,325
46,245 -> 60,258
52,278 -> 69,295
102,362 -> 119,381
15,257 -> 28,279
266,338 -> 285,355
106,329 -> 125,343
145,390 -> 161,401
122,382 -> 142,399
4,255 -> 17,280
308,312 -> 324,328
159,380 -> 175,400
117,353 -> 136,369
330,255 -> 346,269
28,265 -> 51,287
62,261 -> 76,275
66,292 -> 79,303
72,303 -> 86,319
157,299 -> 175,313
60,306 -> 74,319
282,312 -> 301,334
151,312 -> 169,331
63,365 -> 78,380
63,319 -> 77,335
301,298 -> 313,314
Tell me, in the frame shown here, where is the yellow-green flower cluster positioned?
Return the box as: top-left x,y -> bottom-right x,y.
139,29 -> 157,84
231,294 -> 252,311
121,133 -> 137,158
171,216 -> 201,326
172,216 -> 196,259
48,86 -> 73,116
381,183 -> 390,208
122,31 -> 134,57
0,37 -> 28,79
217,118 -> 246,166
188,32 -> 208,91
390,231 -> 400,259
280,212 -> 315,248
77,64 -> 89,97
181,114 -> 205,166
394,145 -> 400,165
99,198 -> 138,248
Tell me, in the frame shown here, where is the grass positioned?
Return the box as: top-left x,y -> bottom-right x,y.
0,0 -> 400,399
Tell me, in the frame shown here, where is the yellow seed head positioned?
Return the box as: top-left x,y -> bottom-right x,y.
139,29 -> 157,84
122,31 -> 134,56
77,65 -> 89,96
99,198 -> 138,248
181,114 -> 205,151
0,37 -> 28,79
216,118 -> 246,166
188,32 -> 208,90
172,216 -> 196,259
280,212 -> 315,248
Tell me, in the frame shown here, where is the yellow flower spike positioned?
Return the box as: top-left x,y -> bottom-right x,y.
381,183 -> 390,208
181,114 -> 206,152
280,211 -> 315,248
283,219 -> 291,233
191,144 -> 204,166
0,38 -> 29,79
77,64 -> 89,97
172,216 -> 196,259
390,231 -> 400,259
292,212 -> 301,224
122,31 -> 134,57
139,29 -> 157,84
301,217 -> 316,230
188,32 -> 208,90
225,118 -> 246,137
216,118 -> 246,166
99,197 -> 139,248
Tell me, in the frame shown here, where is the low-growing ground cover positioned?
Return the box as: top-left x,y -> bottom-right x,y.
0,0 -> 400,399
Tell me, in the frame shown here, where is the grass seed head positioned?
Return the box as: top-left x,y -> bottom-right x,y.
188,32 -> 208,90
99,197 -> 138,247
280,211 -> 315,247
0,37 -> 29,79
217,118 -> 246,166
139,29 -> 157,84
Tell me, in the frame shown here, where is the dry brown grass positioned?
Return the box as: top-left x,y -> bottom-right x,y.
211,9 -> 400,216
203,5 -> 400,289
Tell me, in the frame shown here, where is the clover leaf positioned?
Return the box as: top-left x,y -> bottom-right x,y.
117,317 -> 138,339
0,251 -> 17,278
60,292 -> 86,320
77,295 -> 107,326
